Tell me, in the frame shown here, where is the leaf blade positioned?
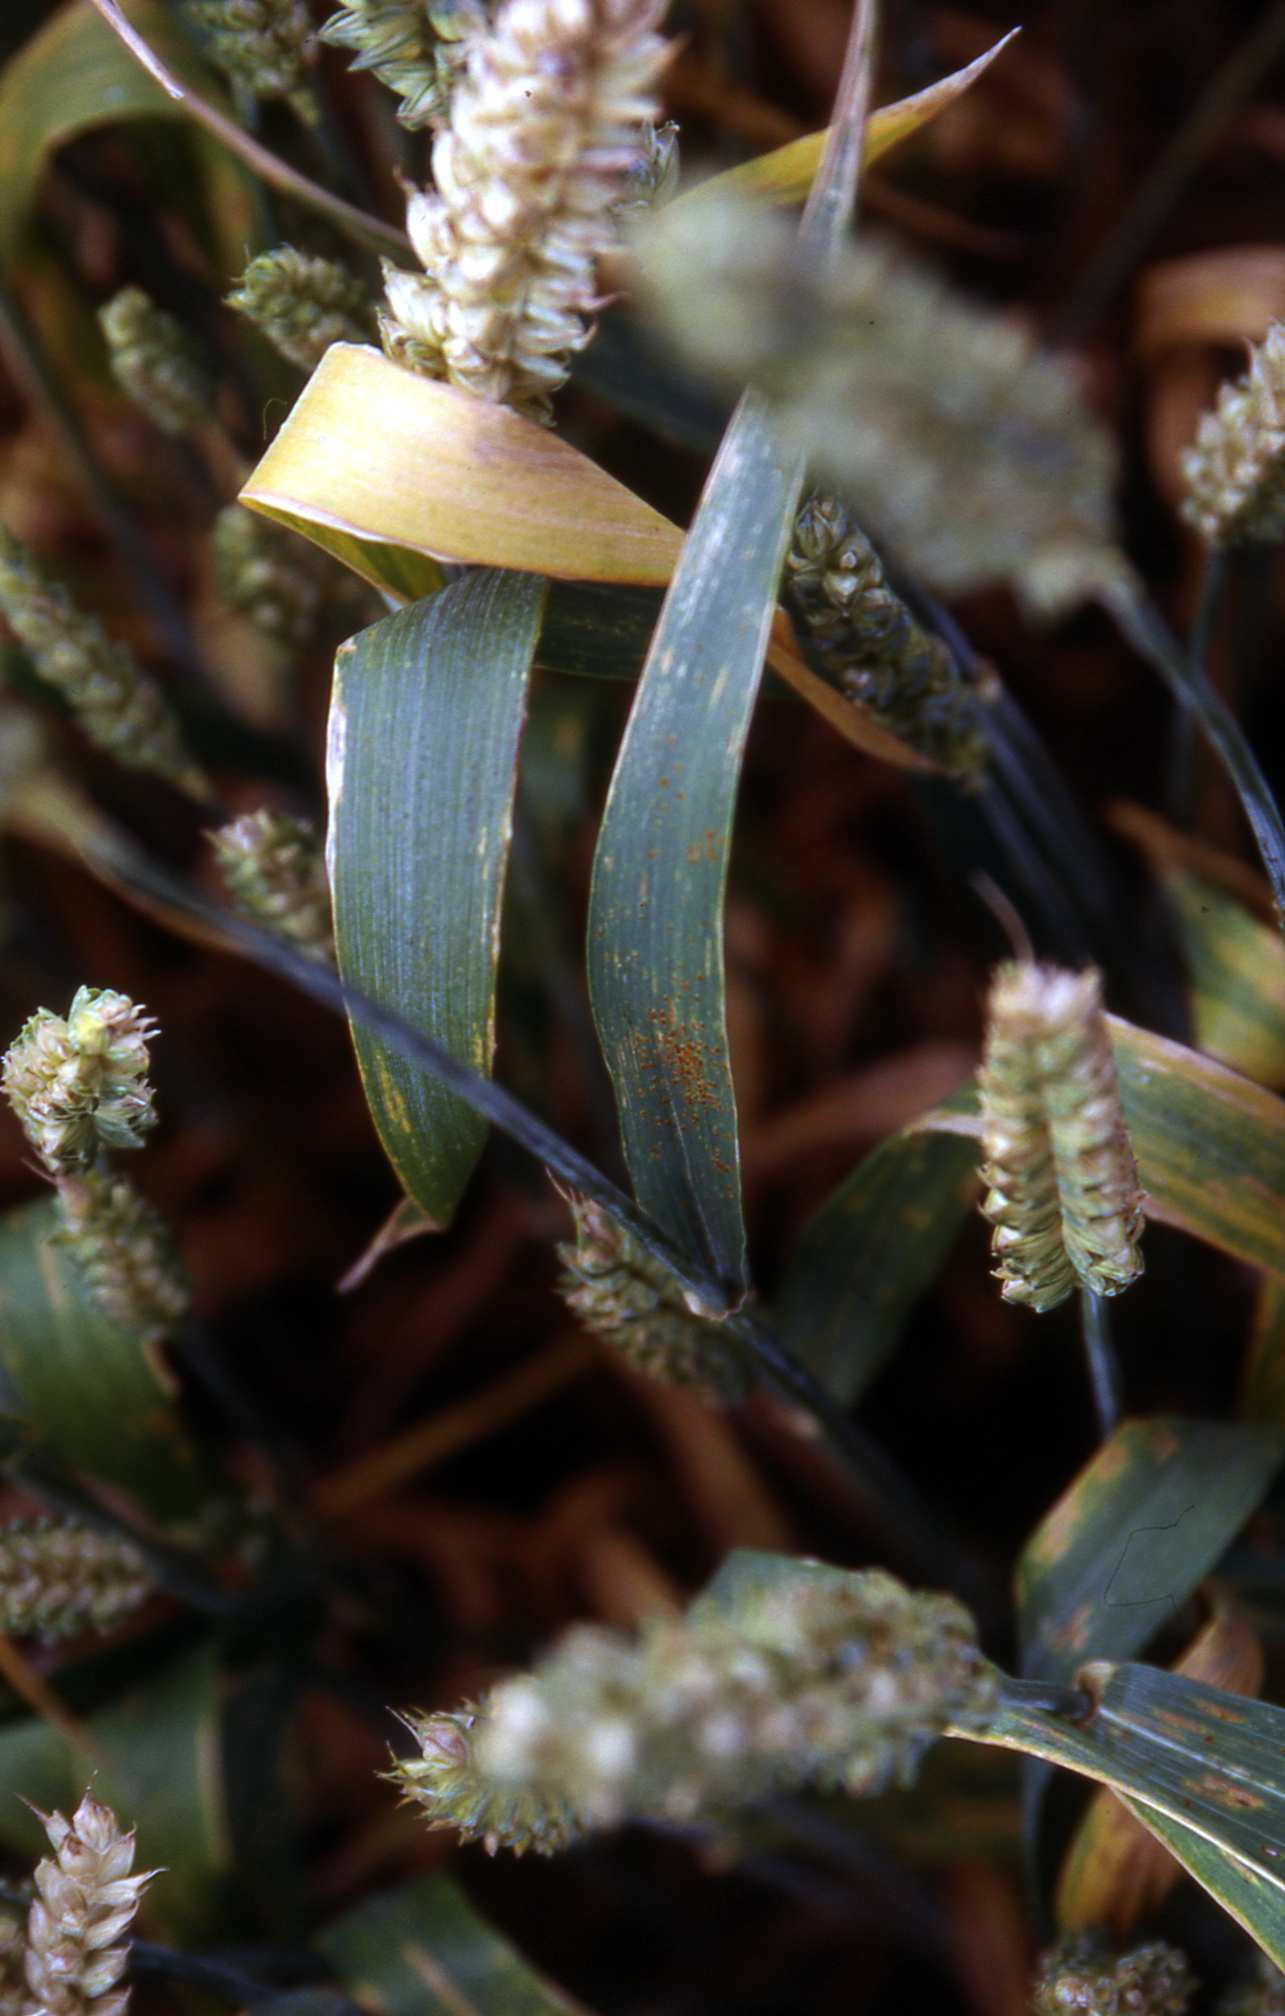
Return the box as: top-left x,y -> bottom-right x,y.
244,345 -> 682,594
774,1127 -> 979,1403
585,0 -> 880,1293
1112,1802 -> 1285,1969
670,30 -> 1020,213
0,1636 -> 227,1940
0,0 -> 218,264
1055,1583 -> 1265,1935
586,390 -> 804,1294
242,361 -> 928,772
0,1198 -> 209,1522
317,1872 -> 584,2015
1016,1417 -> 1282,1684
1111,1015 -> 1285,1276
327,572 -> 547,1225
1162,865 -> 1285,1089
960,1663 -> 1285,1904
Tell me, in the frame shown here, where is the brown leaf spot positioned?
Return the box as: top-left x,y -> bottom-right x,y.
1185,1773 -> 1266,1811
1048,1599 -> 1096,1653
1139,1422 -> 1182,1464
1154,1709 -> 1205,1737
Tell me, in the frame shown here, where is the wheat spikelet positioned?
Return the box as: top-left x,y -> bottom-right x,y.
1181,323 -> 1285,546
188,0 -> 317,119
23,1791 -> 155,2015
0,527 -> 208,801
54,1172 -> 190,1345
557,1195 -> 753,1402
98,290 -> 212,438
393,1562 -> 998,1846
390,1706 -> 582,1855
226,248 -> 373,372
3,988 -> 159,1177
1033,1933 -> 1195,2016
786,492 -> 994,781
0,1520 -> 151,1643
979,964 -> 1144,1311
211,808 -> 334,962
380,0 -> 669,421
320,0 -> 487,126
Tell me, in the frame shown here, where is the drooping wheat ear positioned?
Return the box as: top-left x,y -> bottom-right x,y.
23,1790 -> 155,2015
2,988 -> 158,1176
641,199 -> 1128,617
226,247 -> 374,372
380,0 -> 669,423
187,0 -> 318,120
557,1194 -> 753,1403
98,290 -> 213,439
211,808 -> 334,962
786,493 -> 995,782
320,0 -> 489,127
1181,322 -> 1285,546
54,1172 -> 190,1346
0,526 -> 209,802
211,507 -> 327,648
1218,1954 -> 1285,2016
0,1520 -> 152,1642
393,1562 -> 998,1845
389,1706 -> 582,1855
1033,1933 -> 1196,2016
978,964 -> 1145,1313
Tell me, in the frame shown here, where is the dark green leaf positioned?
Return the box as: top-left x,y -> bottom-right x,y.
964,1663 -> 1285,1963
1163,866 -> 1285,1090
246,1996 -> 362,2016
1244,1274 -> 1285,1428
585,0 -> 878,1300
1111,1016 -> 1285,1275
317,1872 -> 584,2015
327,572 -> 547,1225
538,579 -> 660,683
0,1198 -> 209,1523
0,0 -> 221,264
1111,1801 -> 1285,1969
1017,1417 -> 1282,1683
0,1636 -> 227,1940
586,391 -> 804,1298
774,1129 -> 979,1404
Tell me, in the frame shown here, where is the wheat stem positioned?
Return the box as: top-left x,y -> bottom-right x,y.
83,0 -> 411,258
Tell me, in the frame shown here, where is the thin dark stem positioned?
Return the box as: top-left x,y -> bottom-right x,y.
83,0 -> 410,260
1167,545 -> 1229,832
1078,1289 -> 1123,1441
903,582 -> 1124,953
997,1675 -> 1094,1720
985,692 -> 1118,945
1051,0 -> 1285,343
1104,580 -> 1285,931
74,822 -> 988,1600
974,776 -> 1092,965
131,1941 -> 341,2007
